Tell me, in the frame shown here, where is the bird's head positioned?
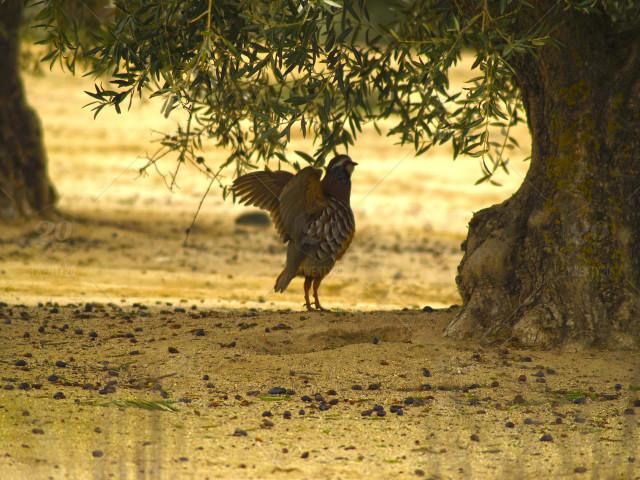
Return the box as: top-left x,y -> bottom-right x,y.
326,154 -> 358,177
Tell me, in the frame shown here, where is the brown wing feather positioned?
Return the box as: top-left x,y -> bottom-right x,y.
232,170 -> 294,214
274,167 -> 326,243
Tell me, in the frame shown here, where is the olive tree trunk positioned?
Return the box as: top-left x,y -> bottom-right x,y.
446,8 -> 640,348
0,0 -> 57,219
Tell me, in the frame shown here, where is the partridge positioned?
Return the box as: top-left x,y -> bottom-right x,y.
232,155 -> 357,310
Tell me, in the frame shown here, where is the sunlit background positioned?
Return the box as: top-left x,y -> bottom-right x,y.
9,60 -> 531,310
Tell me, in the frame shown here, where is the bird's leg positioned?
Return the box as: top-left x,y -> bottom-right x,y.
312,277 -> 327,311
303,276 -> 314,311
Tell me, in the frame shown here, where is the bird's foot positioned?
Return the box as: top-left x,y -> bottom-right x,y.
314,302 -> 327,312
304,303 -> 327,312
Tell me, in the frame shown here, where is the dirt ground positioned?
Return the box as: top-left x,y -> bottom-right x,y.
0,67 -> 638,479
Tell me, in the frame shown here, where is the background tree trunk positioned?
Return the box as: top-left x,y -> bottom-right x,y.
446,8 -> 640,347
0,0 -> 57,220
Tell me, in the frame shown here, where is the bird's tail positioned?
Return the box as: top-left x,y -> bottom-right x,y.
274,266 -> 297,293
274,241 -> 309,293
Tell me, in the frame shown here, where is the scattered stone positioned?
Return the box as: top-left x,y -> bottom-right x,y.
540,433 -> 553,442
505,421 -> 515,428
372,338 -> 379,345
168,347 -> 179,354
32,428 -> 45,435
268,387 -> 287,395
301,451 -> 309,459
470,434 -> 479,442
351,385 -> 362,391
55,361 -> 67,368
53,392 -> 65,400
15,359 -> 27,367
235,212 -> 270,226
92,450 -> 104,458
574,466 -> 587,473
513,395 -> 525,404
423,369 -> 431,377
232,429 -> 248,437
195,329 -> 205,336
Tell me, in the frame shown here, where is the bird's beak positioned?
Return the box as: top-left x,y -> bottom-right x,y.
349,161 -> 358,166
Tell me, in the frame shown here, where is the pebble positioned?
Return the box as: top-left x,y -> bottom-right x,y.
55,361 -> 67,368
518,375 -> 527,382
361,409 -> 374,417
99,385 -> 116,395
423,369 -> 431,377
283,411 -> 292,419
262,411 -> 272,417
88,331 -> 98,338
623,408 -> 635,415
92,450 -> 104,458
195,329 -> 205,336
368,383 -> 381,391
18,383 -> 30,390
372,337 -> 378,344
75,329 -> 83,335
53,392 -> 65,400
634,399 -> 640,407
47,375 -> 59,382
298,409 -> 305,416
351,385 -> 362,391
32,428 -> 45,434
232,429 -> 248,437
414,469 -> 425,476
615,384 -> 623,390
505,421 -> 515,428
513,395 -> 525,404
422,306 -> 433,312
521,356 -> 532,362
168,347 -> 179,353
540,433 -> 553,442
301,451 -> 309,459
268,387 -> 287,395
202,375 -> 209,381
574,466 -> 587,473
470,434 -> 479,442
301,395 -> 313,402
573,397 -> 587,405
329,399 -> 339,406
318,403 -> 330,411
4,384 -> 15,390
15,359 -> 27,367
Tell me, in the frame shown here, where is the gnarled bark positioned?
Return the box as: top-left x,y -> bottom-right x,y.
0,1 -> 57,220
447,7 -> 640,347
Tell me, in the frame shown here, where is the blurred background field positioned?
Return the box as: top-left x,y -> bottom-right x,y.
3,64 -> 531,310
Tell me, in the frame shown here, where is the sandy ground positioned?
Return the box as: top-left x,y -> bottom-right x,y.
0,66 -> 638,479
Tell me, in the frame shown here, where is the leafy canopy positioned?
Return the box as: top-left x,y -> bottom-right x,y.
28,0 -> 639,190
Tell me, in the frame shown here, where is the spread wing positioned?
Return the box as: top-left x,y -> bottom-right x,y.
306,197 -> 355,263
232,170 -> 294,214
275,166 -> 325,243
